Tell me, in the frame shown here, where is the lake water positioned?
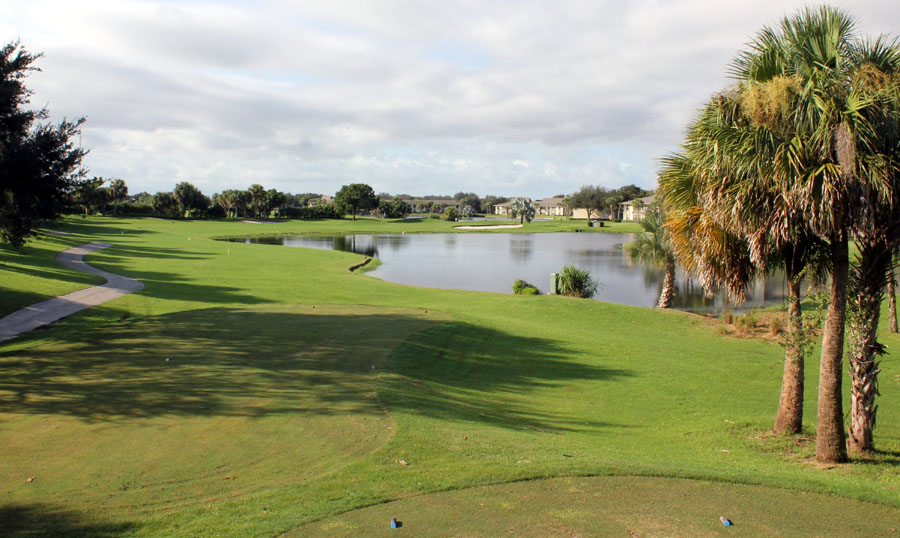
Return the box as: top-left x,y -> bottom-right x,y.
223,233 -> 791,313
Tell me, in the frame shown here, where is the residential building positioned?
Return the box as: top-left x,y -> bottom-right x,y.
618,195 -> 655,222
533,197 -> 565,216
570,208 -> 604,220
493,200 -> 515,215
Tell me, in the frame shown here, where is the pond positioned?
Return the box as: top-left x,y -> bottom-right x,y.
223,233 -> 791,313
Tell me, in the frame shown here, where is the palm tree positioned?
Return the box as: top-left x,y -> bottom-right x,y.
722,6 -> 900,462
108,179 -> 127,215
508,198 -> 535,224
605,192 -> 623,220
841,41 -> 900,454
559,195 -> 573,218
625,209 -> 676,307
630,197 -> 646,222
248,184 -> 266,219
889,262 -> 899,334
665,89 -> 835,436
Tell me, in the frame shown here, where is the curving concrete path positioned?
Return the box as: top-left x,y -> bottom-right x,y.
0,242 -> 144,343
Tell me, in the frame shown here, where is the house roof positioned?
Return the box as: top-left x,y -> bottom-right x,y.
402,198 -> 463,206
534,197 -> 564,207
618,195 -> 655,206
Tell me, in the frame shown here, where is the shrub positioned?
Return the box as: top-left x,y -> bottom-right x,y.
744,310 -> 759,328
556,265 -> 597,298
278,205 -> 339,219
512,279 -> 541,295
769,316 -> 783,336
379,197 -> 411,218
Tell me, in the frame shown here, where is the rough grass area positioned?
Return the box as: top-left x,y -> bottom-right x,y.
292,476 -> 900,537
1,216 -> 899,537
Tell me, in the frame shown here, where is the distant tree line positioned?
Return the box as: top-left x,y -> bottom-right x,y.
63,176 -> 655,224
70,179 -> 337,220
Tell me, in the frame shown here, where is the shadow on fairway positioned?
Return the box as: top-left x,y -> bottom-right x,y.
0,307 -> 629,434
55,219 -> 153,238
0,243 -> 105,284
384,322 -> 632,433
0,503 -> 135,537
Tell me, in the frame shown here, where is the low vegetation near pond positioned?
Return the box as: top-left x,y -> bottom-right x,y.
512,278 -> 541,295
556,264 -> 597,298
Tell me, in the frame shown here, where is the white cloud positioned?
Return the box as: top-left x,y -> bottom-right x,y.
6,0 -> 900,197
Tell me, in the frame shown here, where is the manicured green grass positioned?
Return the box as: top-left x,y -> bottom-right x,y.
292,476 -> 900,537
1,216 -> 898,537
0,232 -> 107,316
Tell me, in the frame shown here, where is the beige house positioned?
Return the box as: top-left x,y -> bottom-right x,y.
307,195 -> 334,207
618,195 -> 655,222
533,197 -> 565,216
570,208 -> 604,220
493,200 -> 514,215
494,197 -> 566,216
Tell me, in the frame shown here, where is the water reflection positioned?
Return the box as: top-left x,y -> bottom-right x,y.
332,235 -> 378,257
219,233 -> 792,313
509,238 -> 534,263
221,234 -> 411,258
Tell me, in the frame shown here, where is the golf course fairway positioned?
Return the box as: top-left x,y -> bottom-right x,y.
1,216 -> 898,537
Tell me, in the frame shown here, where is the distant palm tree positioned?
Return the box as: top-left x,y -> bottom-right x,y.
108,179 -> 127,215
508,198 -> 535,224
625,209 -> 676,308
630,197 -> 645,222
558,196 -> 573,218
248,184 -> 266,218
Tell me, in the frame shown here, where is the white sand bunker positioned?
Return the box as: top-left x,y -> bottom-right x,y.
453,224 -> 523,230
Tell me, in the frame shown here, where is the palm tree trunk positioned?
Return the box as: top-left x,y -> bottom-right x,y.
847,244 -> 890,454
816,234 -> 849,464
889,267 -> 898,333
774,277 -> 804,434
657,255 -> 675,308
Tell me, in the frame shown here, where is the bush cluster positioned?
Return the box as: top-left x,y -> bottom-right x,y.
512,279 -> 541,295
557,265 -> 598,298
278,205 -> 340,219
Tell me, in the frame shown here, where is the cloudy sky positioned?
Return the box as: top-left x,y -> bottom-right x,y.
4,1 -> 900,198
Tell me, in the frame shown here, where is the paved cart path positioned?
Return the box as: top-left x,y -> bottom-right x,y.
0,242 -> 144,343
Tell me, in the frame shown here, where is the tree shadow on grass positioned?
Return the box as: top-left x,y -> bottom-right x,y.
0,503 -> 135,537
384,322 -> 633,433
0,308 -> 631,434
53,219 -> 153,238
1,243 -> 104,283
851,449 -> 900,467
0,308 -> 441,422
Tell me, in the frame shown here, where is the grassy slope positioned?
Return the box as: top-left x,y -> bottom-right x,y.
1,216 -> 898,537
